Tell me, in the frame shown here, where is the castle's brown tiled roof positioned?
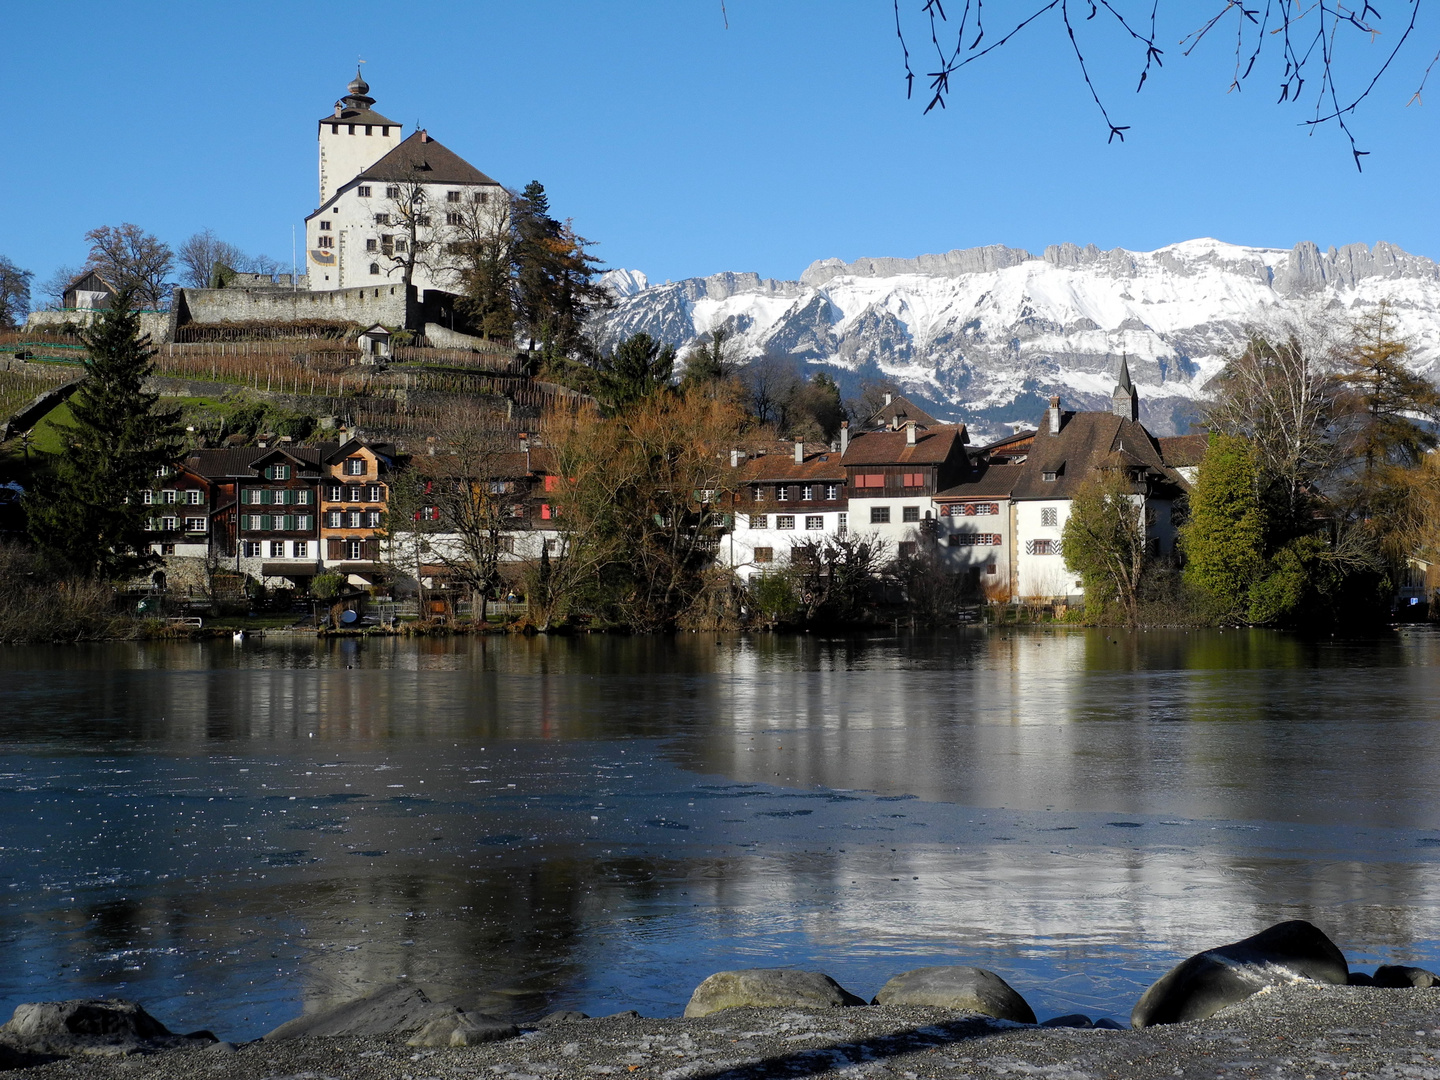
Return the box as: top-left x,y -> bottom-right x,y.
357,131 -> 499,186
317,105 -> 401,128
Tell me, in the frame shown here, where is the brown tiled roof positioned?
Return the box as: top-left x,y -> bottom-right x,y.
318,105 -> 400,128
187,444 -> 337,479
865,394 -> 940,430
408,447 -> 554,480
1159,434 -> 1210,468
733,451 -> 847,483
1010,410 -> 1182,499
357,131 -> 499,186
841,424 -> 967,466
935,463 -> 1024,500
973,428 -> 1036,458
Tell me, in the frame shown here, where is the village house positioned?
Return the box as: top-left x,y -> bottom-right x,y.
931,462 -> 1023,598
141,462 -> 214,590
999,363 -> 1192,601
839,420 -> 971,559
319,438 -> 397,586
724,441 -> 849,582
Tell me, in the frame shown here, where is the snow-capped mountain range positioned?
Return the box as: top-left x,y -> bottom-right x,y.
597,239 -> 1440,440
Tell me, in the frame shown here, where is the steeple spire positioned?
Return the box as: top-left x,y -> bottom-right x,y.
1112,353 -> 1139,420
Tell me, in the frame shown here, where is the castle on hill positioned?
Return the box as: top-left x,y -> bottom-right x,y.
304,72 -> 506,295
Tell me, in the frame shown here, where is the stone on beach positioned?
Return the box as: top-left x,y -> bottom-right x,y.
684,969 -> 866,1017
1131,919 -> 1349,1028
263,983 -> 454,1040
871,967 -> 1037,1024
406,1009 -> 519,1047
1373,964 -> 1440,988
0,998 -> 208,1056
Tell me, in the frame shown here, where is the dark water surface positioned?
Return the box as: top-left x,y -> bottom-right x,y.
2,628 -> 1440,1038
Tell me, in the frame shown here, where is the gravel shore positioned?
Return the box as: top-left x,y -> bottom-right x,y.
10,984 -> 1440,1079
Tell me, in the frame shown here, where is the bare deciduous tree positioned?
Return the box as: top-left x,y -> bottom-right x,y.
0,256 -> 32,328
83,224 -> 174,308
37,265 -> 82,311
894,1 -> 1434,169
1204,323 -> 1341,523
177,230 -> 247,288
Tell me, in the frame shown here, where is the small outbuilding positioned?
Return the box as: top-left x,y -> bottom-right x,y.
357,324 -> 392,361
62,271 -> 116,312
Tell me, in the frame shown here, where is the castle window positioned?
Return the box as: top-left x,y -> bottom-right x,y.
381,126 -> 390,136
776,515 -> 795,530
365,125 -> 372,135
366,239 -> 377,252
447,190 -> 461,203
369,263 -> 380,275
330,124 -> 338,134
754,547 -> 774,564
474,191 -> 488,204
358,185 -> 371,197
319,220 -> 331,231
316,236 -> 333,249
870,507 -> 890,524
446,212 -> 463,226
374,213 -> 390,225
750,515 -> 768,529
385,186 -> 399,199
903,506 -> 920,522
347,124 -> 355,134
394,239 -> 407,253
415,215 -> 430,227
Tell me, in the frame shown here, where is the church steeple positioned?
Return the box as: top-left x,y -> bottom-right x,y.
1112,355 -> 1139,420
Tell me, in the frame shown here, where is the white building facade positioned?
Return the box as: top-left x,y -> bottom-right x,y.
305,74 -> 506,295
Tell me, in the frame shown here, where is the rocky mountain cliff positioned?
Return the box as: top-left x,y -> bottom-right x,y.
597,239 -> 1440,440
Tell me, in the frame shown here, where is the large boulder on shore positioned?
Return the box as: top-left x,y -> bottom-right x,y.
264,983 -> 453,1040
1132,920 -> 1349,1028
871,967 -> 1036,1024
684,970 -> 866,1018
0,999 -> 208,1056
1373,964 -> 1440,988
406,1009 -> 518,1047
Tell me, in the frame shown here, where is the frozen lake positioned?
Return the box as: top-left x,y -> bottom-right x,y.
2,628 -> 1440,1039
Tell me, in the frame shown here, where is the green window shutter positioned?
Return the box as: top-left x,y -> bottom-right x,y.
261,514 -> 273,531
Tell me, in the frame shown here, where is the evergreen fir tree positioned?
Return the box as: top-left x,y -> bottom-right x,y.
511,181 -> 609,369
595,332 -> 676,409
1179,434 -> 1267,620
679,327 -> 733,388
27,291 -> 182,579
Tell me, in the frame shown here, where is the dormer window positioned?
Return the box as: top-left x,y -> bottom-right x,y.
1043,471 -> 1057,482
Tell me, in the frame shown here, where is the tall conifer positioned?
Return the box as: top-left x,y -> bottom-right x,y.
27,291 -> 182,579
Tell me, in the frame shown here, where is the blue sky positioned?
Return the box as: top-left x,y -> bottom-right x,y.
3,1 -> 1437,292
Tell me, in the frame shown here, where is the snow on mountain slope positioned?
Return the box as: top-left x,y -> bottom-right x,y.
597,239 -> 1440,439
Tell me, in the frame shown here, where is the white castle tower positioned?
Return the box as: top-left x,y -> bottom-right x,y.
318,70 -> 402,205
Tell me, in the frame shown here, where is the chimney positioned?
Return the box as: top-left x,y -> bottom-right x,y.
419,129 -> 430,143
730,449 -> 740,468
794,439 -> 804,463
334,104 -> 343,118
884,393 -> 893,406
905,420 -> 916,446
1048,395 -> 1062,434
840,421 -> 849,455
